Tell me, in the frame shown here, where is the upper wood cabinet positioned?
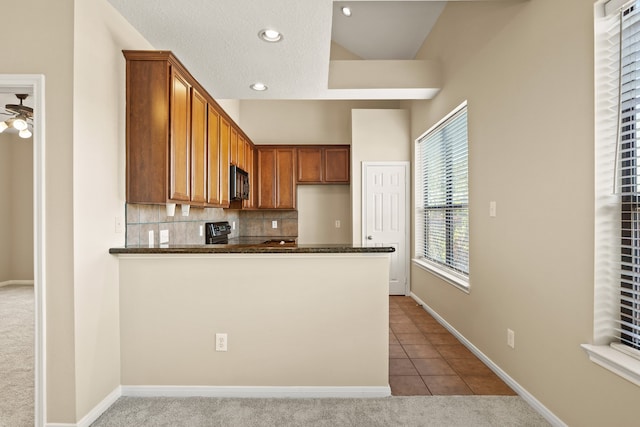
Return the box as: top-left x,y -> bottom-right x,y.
219,116 -> 231,207
190,88 -> 208,204
124,50 -> 253,208
258,147 -> 296,209
296,145 -> 350,184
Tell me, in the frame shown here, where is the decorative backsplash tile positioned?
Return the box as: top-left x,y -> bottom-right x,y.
125,204 -> 298,246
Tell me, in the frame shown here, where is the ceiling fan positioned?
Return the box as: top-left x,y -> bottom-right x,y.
0,94 -> 33,138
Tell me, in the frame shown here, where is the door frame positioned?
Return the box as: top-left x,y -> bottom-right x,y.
0,74 -> 46,427
361,161 -> 410,295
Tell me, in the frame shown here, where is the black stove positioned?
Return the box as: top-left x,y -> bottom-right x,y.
205,221 -> 232,244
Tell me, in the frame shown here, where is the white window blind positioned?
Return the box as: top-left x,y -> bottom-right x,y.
415,104 -> 469,284
595,0 -> 640,356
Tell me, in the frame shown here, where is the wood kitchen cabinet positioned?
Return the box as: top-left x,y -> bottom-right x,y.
190,88 -> 208,204
124,50 -> 254,208
296,145 -> 350,184
219,116 -> 231,207
257,147 -> 296,209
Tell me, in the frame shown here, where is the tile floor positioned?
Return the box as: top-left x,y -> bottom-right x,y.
389,296 -> 516,396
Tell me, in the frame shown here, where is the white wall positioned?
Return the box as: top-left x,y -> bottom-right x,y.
351,109 -> 410,244
72,0 -> 153,420
409,0 -> 640,425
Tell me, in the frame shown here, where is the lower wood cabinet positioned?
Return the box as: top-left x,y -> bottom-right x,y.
258,147 -> 296,209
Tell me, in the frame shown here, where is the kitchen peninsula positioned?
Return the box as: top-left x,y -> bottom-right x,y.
110,244 -> 394,397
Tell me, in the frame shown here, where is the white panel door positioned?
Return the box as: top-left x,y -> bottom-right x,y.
363,162 -> 409,295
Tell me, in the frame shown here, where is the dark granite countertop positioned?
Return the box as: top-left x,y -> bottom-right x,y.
109,236 -> 395,254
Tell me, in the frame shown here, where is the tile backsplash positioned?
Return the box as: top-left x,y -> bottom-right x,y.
125,204 -> 298,246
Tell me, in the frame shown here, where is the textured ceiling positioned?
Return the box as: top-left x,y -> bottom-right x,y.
106,0 -> 446,100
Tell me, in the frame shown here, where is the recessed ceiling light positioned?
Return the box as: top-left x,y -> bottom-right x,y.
341,6 -> 352,17
258,29 -> 283,43
250,82 -> 268,91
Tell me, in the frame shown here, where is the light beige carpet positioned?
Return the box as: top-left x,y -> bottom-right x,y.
0,284 -> 34,427
90,396 -> 551,427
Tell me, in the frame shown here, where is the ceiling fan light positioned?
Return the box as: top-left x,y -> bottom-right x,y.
0,121 -> 8,133
19,128 -> 32,139
12,116 -> 28,131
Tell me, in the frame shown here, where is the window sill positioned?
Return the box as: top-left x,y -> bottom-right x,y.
581,344 -> 640,387
412,258 -> 469,293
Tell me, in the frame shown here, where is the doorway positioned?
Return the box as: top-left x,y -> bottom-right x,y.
0,74 -> 46,427
362,162 -> 410,295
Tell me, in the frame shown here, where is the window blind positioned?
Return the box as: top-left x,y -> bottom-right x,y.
416,105 -> 469,279
617,1 -> 640,351
595,0 -> 640,355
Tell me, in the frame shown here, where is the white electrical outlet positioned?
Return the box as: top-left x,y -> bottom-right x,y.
199,225 -> 204,237
160,229 -> 169,244
272,220 -> 278,229
232,221 -> 236,230
489,201 -> 497,217
507,329 -> 515,349
335,220 -> 341,228
216,333 -> 228,352
148,230 -> 154,247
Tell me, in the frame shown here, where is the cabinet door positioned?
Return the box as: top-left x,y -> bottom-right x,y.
237,134 -> 245,170
258,148 -> 276,209
276,148 -> 296,209
190,88 -> 207,204
297,147 -> 323,183
219,116 -> 231,207
230,127 -> 238,166
169,70 -> 191,202
243,144 -> 254,209
324,147 -> 350,183
207,105 -> 221,206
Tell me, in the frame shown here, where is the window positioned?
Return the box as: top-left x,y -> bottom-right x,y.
414,102 -> 469,290
584,0 -> 640,387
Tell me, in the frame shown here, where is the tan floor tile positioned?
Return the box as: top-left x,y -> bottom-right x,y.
411,358 -> 457,376
435,343 -> 475,359
389,314 -> 413,324
402,344 -> 441,359
463,374 -> 516,395
389,344 -> 409,359
423,333 -> 460,345
447,358 -> 494,377
395,333 -> 430,345
389,358 -> 419,375
390,323 -> 421,334
422,375 -> 473,395
389,332 -> 399,345
390,376 -> 431,396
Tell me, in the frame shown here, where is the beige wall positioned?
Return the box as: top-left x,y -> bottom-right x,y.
0,135 -> 11,282
351,109 -> 410,244
297,185 -> 351,244
409,0 -> 640,425
119,254 -> 389,387
1,0 -> 77,421
72,0 -> 153,420
0,133 -> 34,282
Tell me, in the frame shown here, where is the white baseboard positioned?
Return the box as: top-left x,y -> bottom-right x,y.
0,280 -> 34,287
121,385 -> 391,399
409,292 -> 566,427
46,386 -> 122,427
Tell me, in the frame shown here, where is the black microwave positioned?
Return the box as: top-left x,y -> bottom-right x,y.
230,165 -> 250,200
